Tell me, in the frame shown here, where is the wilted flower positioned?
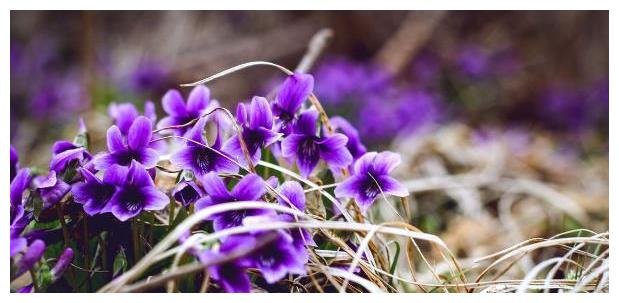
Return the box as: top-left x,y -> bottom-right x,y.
94,116 -> 159,170
103,161 -> 168,221
281,109 -> 352,177
195,172 -> 272,231
335,151 -> 408,212
71,168 -> 117,216
156,86 -> 219,135
171,117 -> 238,178
33,171 -> 71,209
172,181 -> 204,207
272,73 -> 314,134
223,96 -> 281,166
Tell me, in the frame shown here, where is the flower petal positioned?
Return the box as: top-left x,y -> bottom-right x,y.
249,96 -> 273,129
128,116 -> 153,150
162,89 -> 187,116
318,134 -> 352,168
352,151 -> 377,175
200,172 -> 233,202
186,85 -> 210,114
109,103 -> 139,135
135,147 -> 159,169
377,175 -> 409,197
10,168 -> 31,207
106,125 -> 125,153
102,164 -> 128,186
294,109 -> 318,136
276,73 -> 314,116
334,175 -> 364,199
372,151 -> 402,175
127,160 -> 154,187
231,173 -> 266,201
141,187 -> 170,211
277,181 -> 305,211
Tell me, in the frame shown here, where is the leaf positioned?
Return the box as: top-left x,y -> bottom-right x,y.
389,241 -> 401,285
112,248 -> 127,277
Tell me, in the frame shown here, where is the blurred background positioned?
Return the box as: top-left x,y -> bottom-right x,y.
11,11 -> 608,264
11,11 -> 608,161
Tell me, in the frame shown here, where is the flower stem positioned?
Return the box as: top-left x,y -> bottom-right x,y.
82,212 -> 92,292
131,218 -> 141,265
29,268 -> 39,293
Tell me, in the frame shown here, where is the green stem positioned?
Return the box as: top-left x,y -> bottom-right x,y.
29,268 -> 40,293
131,218 -> 141,265
169,198 -> 176,228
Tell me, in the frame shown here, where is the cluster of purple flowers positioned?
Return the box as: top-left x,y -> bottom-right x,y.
10,70 -> 408,293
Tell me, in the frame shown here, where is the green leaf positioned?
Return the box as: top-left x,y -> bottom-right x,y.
112,248 -> 128,277
389,242 -> 401,285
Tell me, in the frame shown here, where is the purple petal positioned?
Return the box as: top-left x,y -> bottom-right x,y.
294,109 -> 318,136
330,116 -> 367,159
135,147 -> 159,169
186,85 -> 210,114
10,168 -> 31,207
141,187 -> 170,211
52,140 -> 79,155
102,164 -> 128,186
352,152 -> 377,175
200,172 -> 232,202
377,175 -> 408,197
93,152 -> 117,170
222,135 -> 261,167
10,237 -> 27,257
108,191 -> 142,221
106,126 -> 126,153
372,151 -> 402,175
249,96 -> 273,129
185,117 -> 208,145
276,73 -> 314,116
277,181 -> 305,211
334,175 -> 364,200
128,116 -> 153,150
50,147 -> 86,173
231,173 -> 266,201
109,103 -> 139,135
16,240 -> 45,276
236,102 -> 248,125
144,101 -> 157,123
318,134 -> 353,168
162,89 -> 188,116
127,160 -> 154,187
281,134 -> 320,177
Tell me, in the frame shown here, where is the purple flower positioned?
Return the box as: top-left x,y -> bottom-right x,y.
103,161 -> 169,221
194,173 -> 273,231
108,101 -> 157,135
170,117 -> 238,178
281,109 -> 352,177
156,86 -> 219,135
274,181 -> 315,252
172,181 -> 204,207
456,45 -> 490,78
49,140 -> 92,174
33,171 -> 71,209
15,239 -> 45,277
198,235 -> 255,293
51,248 -> 74,280
272,73 -> 314,133
10,168 -> 31,211
240,226 -> 307,284
223,96 -> 281,166
94,116 -> 159,170
71,168 -> 117,216
330,116 -> 367,160
10,145 -> 19,181
10,236 -> 27,258
129,61 -> 169,92
335,151 -> 408,212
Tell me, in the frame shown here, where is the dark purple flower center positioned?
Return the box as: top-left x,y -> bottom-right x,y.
194,148 -> 217,174
243,129 -> 263,155
92,183 -> 116,205
116,186 -> 146,213
361,174 -> 382,200
298,137 -> 319,161
114,150 -> 141,166
174,186 -> 200,206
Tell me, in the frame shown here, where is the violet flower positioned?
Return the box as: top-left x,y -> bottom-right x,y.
71,168 -> 117,216
275,181 -> 316,251
170,117 -> 238,178
272,73 -> 314,134
223,96 -> 281,166
156,86 -> 219,135
172,181 -> 204,207
93,116 -> 159,170
330,116 -> 367,160
33,171 -> 71,209
198,235 -> 255,293
281,109 -> 352,177
15,239 -> 45,277
49,140 -> 91,174
108,101 -> 157,135
10,168 -> 31,214
103,161 -> 168,221
194,172 -> 273,231
335,151 -> 408,212
51,248 -> 74,281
